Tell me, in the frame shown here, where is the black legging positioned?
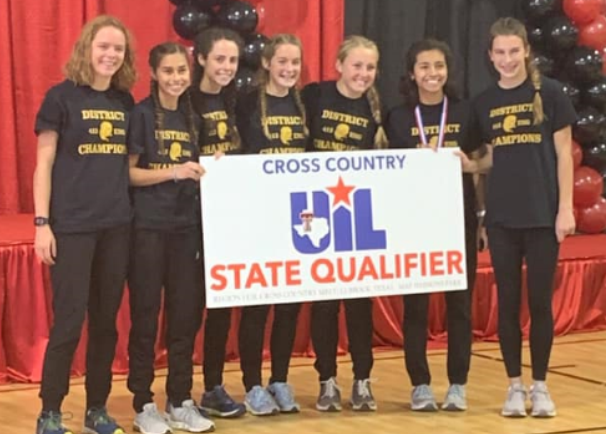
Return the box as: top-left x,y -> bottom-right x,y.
487,225 -> 559,381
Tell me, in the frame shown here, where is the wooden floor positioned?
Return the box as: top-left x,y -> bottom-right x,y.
2,331 -> 606,434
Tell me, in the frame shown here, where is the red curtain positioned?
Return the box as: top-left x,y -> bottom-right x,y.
0,0 -> 344,215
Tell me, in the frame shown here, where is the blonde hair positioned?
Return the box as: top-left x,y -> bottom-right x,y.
336,35 -> 388,149
490,17 -> 544,125
64,15 -> 137,92
257,34 -> 308,139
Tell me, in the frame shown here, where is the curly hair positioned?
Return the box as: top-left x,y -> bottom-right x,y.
64,15 -> 137,91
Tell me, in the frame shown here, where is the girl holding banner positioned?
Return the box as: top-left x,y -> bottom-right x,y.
126,41 -> 214,433
384,39 -> 479,412
302,35 -> 388,413
472,17 -> 576,418
235,33 -> 308,416
191,27 -> 247,419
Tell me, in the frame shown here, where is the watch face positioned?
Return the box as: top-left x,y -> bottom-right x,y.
34,217 -> 49,226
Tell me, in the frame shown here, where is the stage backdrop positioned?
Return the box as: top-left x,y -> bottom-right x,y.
0,0 -> 343,215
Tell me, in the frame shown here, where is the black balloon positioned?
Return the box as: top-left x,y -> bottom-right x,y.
521,0 -> 560,22
533,53 -> 555,76
565,46 -> 604,85
542,15 -> 578,54
582,78 -> 606,111
217,0 -> 258,34
528,26 -> 546,50
583,142 -> 606,173
574,106 -> 606,144
169,0 -> 189,5
560,80 -> 582,108
234,67 -> 256,92
242,33 -> 269,69
194,0 -> 232,8
173,3 -> 214,40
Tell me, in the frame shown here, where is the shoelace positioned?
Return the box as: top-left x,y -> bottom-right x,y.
88,408 -> 116,426
179,401 -> 204,424
321,379 -> 340,398
273,384 -> 294,402
414,385 -> 433,400
215,386 -> 235,405
42,411 -> 74,431
356,379 -> 372,399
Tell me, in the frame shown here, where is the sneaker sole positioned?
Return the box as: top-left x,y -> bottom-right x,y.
316,403 -> 342,412
84,427 -> 125,434
201,406 -> 246,419
411,403 -> 438,412
167,419 -> 215,433
531,409 -> 556,418
132,423 -> 171,434
279,405 -> 301,414
350,402 -> 377,412
244,402 -> 280,416
442,403 -> 467,412
501,409 -> 527,418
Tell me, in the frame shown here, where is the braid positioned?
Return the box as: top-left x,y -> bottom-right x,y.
366,85 -> 388,149
256,72 -> 271,138
528,56 -> 545,125
223,82 -> 241,150
183,88 -> 199,156
291,87 -> 309,137
151,79 -> 166,153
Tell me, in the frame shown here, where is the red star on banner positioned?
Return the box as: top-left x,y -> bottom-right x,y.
327,176 -> 355,206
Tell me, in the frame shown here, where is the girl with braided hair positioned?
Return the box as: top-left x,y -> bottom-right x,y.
472,17 -> 576,418
235,33 -> 308,416
126,41 -> 213,434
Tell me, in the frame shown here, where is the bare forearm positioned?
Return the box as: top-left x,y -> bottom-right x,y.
33,162 -> 52,217
557,150 -> 573,212
129,166 -> 175,187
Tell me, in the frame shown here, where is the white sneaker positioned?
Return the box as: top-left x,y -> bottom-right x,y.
134,403 -> 171,434
501,384 -> 527,417
166,399 -> 215,432
530,383 -> 556,417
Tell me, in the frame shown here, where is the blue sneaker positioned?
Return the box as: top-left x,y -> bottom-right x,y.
83,407 -> 124,434
200,385 -> 246,418
267,382 -> 300,413
36,411 -> 73,434
244,386 -> 280,416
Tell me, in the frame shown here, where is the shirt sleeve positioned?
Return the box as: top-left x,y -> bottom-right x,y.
126,105 -> 147,156
34,87 -> 65,135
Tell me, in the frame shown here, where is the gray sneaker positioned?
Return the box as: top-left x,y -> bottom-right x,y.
245,385 -> 280,416
316,377 -> 342,412
530,383 -> 556,418
268,382 -> 301,413
166,399 -> 215,433
442,384 -> 467,411
501,384 -> 527,417
350,379 -> 377,411
411,384 -> 438,411
134,403 -> 171,434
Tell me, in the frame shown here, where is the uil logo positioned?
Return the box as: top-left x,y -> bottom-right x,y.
290,177 -> 387,254
169,142 -> 182,161
280,126 -> 293,145
428,135 -> 439,149
503,115 -> 517,133
99,121 -> 113,141
217,121 -> 228,140
334,123 -> 350,141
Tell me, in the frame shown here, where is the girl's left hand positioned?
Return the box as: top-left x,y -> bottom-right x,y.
555,208 -> 576,242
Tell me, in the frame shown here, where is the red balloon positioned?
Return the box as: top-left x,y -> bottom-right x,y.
579,15 -> 606,50
564,0 -> 602,25
574,166 -> 604,207
577,196 -> 606,233
603,48 -> 606,73
572,139 -> 583,168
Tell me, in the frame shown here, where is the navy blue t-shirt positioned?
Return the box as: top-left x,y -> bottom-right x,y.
34,80 -> 134,233
472,77 -> 577,228
128,96 -> 201,231
192,88 -> 240,155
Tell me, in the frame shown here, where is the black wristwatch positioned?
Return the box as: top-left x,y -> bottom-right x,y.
34,216 -> 50,227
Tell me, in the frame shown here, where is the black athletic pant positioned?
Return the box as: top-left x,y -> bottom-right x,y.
127,227 -> 204,412
311,298 -> 374,382
238,303 -> 302,391
487,225 -> 559,381
403,225 -> 478,386
203,307 -> 232,391
40,224 -> 129,412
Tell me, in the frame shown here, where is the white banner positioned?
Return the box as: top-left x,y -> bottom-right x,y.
200,149 -> 467,308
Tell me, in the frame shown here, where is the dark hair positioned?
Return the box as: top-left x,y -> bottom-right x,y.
148,42 -> 197,153
400,38 -> 459,108
489,17 -> 544,125
256,33 -> 308,139
193,27 -> 244,149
